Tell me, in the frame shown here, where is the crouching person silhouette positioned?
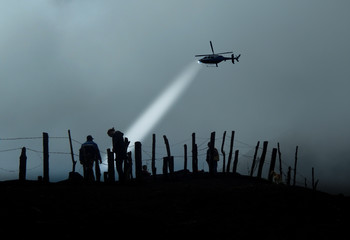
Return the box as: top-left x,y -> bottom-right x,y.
79,135 -> 102,182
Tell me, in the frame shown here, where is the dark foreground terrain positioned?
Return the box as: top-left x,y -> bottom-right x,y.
0,173 -> 348,239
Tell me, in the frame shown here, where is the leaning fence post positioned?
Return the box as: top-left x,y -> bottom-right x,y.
19,147 -> 27,181
257,141 -> 268,179
163,135 -> 171,157
43,132 -> 49,183
250,141 -> 260,177
293,146 -> 298,186
68,130 -> 77,173
226,131 -> 235,172
277,143 -> 283,180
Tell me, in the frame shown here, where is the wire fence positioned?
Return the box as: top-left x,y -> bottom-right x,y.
0,132 -> 312,185
138,133 -> 312,186
0,135 -> 80,175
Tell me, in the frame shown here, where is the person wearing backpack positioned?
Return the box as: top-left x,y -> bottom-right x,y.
79,135 -> 102,182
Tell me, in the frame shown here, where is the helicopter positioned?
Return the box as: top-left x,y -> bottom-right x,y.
195,41 -> 241,67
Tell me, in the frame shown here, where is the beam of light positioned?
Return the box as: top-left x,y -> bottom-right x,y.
125,61 -> 200,146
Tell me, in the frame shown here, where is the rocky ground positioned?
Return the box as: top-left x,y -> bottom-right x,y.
0,173 -> 348,239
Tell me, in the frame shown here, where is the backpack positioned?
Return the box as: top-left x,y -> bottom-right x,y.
213,148 -> 219,161
80,144 -> 96,164
113,131 -> 127,158
113,131 -> 125,149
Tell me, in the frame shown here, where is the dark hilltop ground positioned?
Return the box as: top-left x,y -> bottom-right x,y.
0,173 -> 349,239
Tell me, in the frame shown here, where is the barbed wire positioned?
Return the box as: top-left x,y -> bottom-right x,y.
0,136 -> 82,144
0,137 -> 42,141
0,133 -> 312,185
0,147 -> 23,153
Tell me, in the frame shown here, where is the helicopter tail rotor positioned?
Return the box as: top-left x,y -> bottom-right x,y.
232,54 -> 241,64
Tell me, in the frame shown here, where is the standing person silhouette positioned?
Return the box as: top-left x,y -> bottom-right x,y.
79,135 -> 102,182
206,142 -> 219,174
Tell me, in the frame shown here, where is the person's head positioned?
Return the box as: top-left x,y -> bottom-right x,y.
107,127 -> 115,137
87,135 -> 93,141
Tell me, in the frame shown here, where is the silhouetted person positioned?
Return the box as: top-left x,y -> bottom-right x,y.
79,135 -> 102,182
206,142 -> 219,174
141,165 -> 151,178
95,157 -> 102,182
124,151 -> 133,180
107,128 -> 130,182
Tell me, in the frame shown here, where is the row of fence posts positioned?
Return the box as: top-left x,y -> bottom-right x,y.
15,130 -> 319,190
103,131 -> 318,189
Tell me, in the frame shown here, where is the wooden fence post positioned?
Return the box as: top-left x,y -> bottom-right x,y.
250,141 -> 260,177
293,146 -> 298,186
257,141 -> 268,179
162,157 -> 168,176
277,143 -> 283,180
184,144 -> 187,171
43,132 -> 49,183
208,132 -> 216,174
152,134 -> 156,176
287,166 -> 292,186
135,141 -> 142,181
268,148 -> 277,181
68,130 -> 77,173
107,148 -> 115,182
221,131 -> 226,173
304,178 -> 307,188
192,133 -> 198,173
169,155 -> 174,174
163,135 -> 174,176
226,131 -> 235,172
232,150 -> 239,174
312,167 -> 319,191
163,135 -> 171,157
312,167 -> 315,190
210,132 -> 216,146
19,147 -> 27,181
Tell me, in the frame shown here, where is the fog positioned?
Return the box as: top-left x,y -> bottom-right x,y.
1,1 -> 350,194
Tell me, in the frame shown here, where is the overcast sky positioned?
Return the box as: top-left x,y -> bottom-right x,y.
1,0 -> 350,194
